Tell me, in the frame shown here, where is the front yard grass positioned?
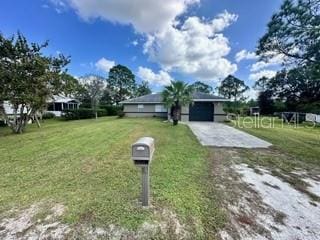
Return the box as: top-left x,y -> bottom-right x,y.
231,116 -> 320,167
0,117 -> 224,237
229,116 -> 320,202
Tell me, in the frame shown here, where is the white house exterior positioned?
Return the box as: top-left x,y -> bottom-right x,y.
2,101 -> 28,116
46,95 -> 80,117
1,95 -> 80,120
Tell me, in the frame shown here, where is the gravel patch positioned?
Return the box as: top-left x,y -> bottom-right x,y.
233,164 -> 320,240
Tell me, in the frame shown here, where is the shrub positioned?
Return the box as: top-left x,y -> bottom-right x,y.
100,105 -> 123,116
0,120 -> 6,127
117,109 -> 125,118
97,108 -> 108,117
62,108 -> 109,120
62,109 -> 95,120
42,112 -> 56,119
297,102 -> 320,114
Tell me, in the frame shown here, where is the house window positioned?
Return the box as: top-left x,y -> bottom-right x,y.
155,104 -> 166,112
54,103 -> 62,111
138,104 -> 144,112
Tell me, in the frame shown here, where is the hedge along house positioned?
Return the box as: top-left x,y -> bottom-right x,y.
120,92 -> 229,122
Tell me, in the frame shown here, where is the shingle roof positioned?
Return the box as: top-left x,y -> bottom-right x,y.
121,93 -> 163,103
120,92 -> 227,104
192,92 -> 227,100
50,95 -> 80,103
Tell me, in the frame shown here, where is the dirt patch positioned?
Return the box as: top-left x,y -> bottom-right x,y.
0,202 -> 70,240
0,202 -> 188,239
209,148 -> 320,240
234,163 -> 320,239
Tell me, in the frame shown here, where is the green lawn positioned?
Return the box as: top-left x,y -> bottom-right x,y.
0,117 -> 222,237
2,116 -> 318,237
230,116 -> 320,169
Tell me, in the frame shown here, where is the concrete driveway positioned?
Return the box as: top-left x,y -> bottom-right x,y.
187,122 -> 272,148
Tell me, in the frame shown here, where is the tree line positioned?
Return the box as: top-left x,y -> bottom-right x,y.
255,0 -> 320,115
215,0 -> 320,116
66,66 -> 153,119
0,32 -> 153,133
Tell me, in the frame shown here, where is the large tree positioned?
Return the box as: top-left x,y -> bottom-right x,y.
107,64 -> 136,104
257,90 -> 275,115
135,81 -> 152,97
256,67 -> 320,111
162,81 -> 193,126
190,81 -> 213,94
257,0 -> 320,65
100,87 -> 114,106
80,75 -> 105,119
0,32 -> 70,133
217,75 -> 249,101
60,73 -> 84,97
254,76 -> 276,115
256,0 -> 320,111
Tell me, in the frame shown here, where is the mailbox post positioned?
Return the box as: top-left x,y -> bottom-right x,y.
131,137 -> 154,207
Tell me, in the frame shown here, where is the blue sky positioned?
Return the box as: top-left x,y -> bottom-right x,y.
0,0 -> 283,97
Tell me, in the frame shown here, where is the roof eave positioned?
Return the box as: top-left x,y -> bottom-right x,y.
121,99 -> 229,104
120,101 -> 163,104
193,99 -> 229,102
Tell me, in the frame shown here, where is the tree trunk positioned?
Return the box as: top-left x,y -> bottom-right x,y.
0,103 -> 35,134
35,114 -> 41,128
12,107 -> 31,134
172,104 -> 181,126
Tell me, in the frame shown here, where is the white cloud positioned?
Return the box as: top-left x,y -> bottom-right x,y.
131,40 -> 138,46
250,53 -> 285,72
143,11 -> 238,81
235,49 -> 258,62
247,52 -> 285,83
56,0 -> 199,33
48,0 -> 68,13
137,67 -> 172,86
243,88 -> 258,100
78,75 -> 106,86
95,57 -> 115,73
249,70 -> 276,81
50,2 -> 238,82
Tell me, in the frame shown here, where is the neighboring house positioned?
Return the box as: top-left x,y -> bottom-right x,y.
120,92 -> 228,122
46,95 -> 80,117
1,95 -> 80,120
2,101 -> 28,117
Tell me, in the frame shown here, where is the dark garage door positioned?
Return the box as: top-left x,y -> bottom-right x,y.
189,102 -> 214,121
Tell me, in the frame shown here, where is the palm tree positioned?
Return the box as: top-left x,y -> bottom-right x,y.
162,80 -> 193,125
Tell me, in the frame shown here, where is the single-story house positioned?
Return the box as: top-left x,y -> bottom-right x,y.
46,95 -> 80,117
1,95 -> 80,120
120,92 -> 228,122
